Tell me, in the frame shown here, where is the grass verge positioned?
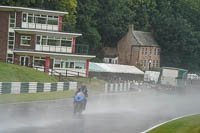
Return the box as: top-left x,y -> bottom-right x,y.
148,114 -> 200,133
0,91 -> 74,104
0,62 -> 57,82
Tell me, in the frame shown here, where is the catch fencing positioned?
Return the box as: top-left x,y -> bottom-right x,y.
0,82 -> 77,94
104,80 -> 142,93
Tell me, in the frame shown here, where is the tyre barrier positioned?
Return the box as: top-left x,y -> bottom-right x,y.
0,82 -> 77,94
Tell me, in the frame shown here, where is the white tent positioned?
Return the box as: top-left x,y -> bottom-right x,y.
89,62 -> 144,75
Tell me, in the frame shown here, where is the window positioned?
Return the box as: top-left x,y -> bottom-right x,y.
64,61 -> 74,68
61,40 -> 72,47
28,14 -> 34,23
54,59 -> 62,68
33,57 -> 45,67
34,14 -> 46,24
70,62 -> 75,68
145,48 -> 147,55
9,14 -> 16,28
36,36 -> 41,45
75,62 -> 85,69
48,39 -> 60,46
154,48 -> 157,55
156,60 -> 159,67
23,13 -> 27,22
42,36 -> 47,45
142,48 -> 144,55
36,35 -> 73,47
7,54 -> 13,63
150,48 -> 152,55
38,17 -> 46,24
21,36 -> 31,46
47,16 -> 58,25
8,32 -> 15,49
30,14 -> 59,25
54,58 -> 86,69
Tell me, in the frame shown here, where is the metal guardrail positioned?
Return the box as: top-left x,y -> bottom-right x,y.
75,44 -> 89,55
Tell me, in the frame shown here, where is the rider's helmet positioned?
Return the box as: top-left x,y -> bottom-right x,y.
81,83 -> 86,91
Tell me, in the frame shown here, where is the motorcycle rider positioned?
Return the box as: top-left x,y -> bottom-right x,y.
74,84 -> 88,110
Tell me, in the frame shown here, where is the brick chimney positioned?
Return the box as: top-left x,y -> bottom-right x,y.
129,24 -> 134,32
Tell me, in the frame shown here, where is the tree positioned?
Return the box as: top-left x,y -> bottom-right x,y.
151,0 -> 200,71
76,0 -> 101,55
96,0 -> 135,47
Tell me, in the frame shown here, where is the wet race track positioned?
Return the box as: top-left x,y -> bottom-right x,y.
0,89 -> 200,133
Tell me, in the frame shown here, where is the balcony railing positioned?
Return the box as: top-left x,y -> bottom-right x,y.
35,44 -> 89,54
35,45 -> 72,53
75,44 -> 89,55
22,22 -> 58,31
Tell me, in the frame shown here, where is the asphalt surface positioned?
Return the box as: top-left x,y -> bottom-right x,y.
0,89 -> 200,133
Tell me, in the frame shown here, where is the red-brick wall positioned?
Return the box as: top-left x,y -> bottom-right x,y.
0,11 -> 9,62
117,30 -> 140,66
15,33 -> 36,50
16,11 -> 22,27
138,46 -> 160,70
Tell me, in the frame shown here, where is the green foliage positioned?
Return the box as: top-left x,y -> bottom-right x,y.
96,0 -> 135,47
151,0 -> 200,72
76,0 -> 101,54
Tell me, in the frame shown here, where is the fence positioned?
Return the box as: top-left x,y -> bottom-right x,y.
0,82 -> 77,95
34,66 -> 87,80
104,80 -> 142,93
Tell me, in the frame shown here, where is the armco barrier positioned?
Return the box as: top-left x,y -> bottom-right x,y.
0,82 -> 77,94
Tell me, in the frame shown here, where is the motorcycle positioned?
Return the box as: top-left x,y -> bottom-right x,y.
73,91 -> 86,115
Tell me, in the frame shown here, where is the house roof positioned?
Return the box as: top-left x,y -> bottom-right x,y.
89,62 -> 144,75
133,31 -> 159,46
0,5 -> 68,16
103,47 -> 118,58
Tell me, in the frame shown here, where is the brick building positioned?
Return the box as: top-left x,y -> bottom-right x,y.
0,6 -> 95,77
117,25 -> 161,71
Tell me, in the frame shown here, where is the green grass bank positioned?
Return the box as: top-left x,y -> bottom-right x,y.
0,62 -> 57,82
148,114 -> 200,133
